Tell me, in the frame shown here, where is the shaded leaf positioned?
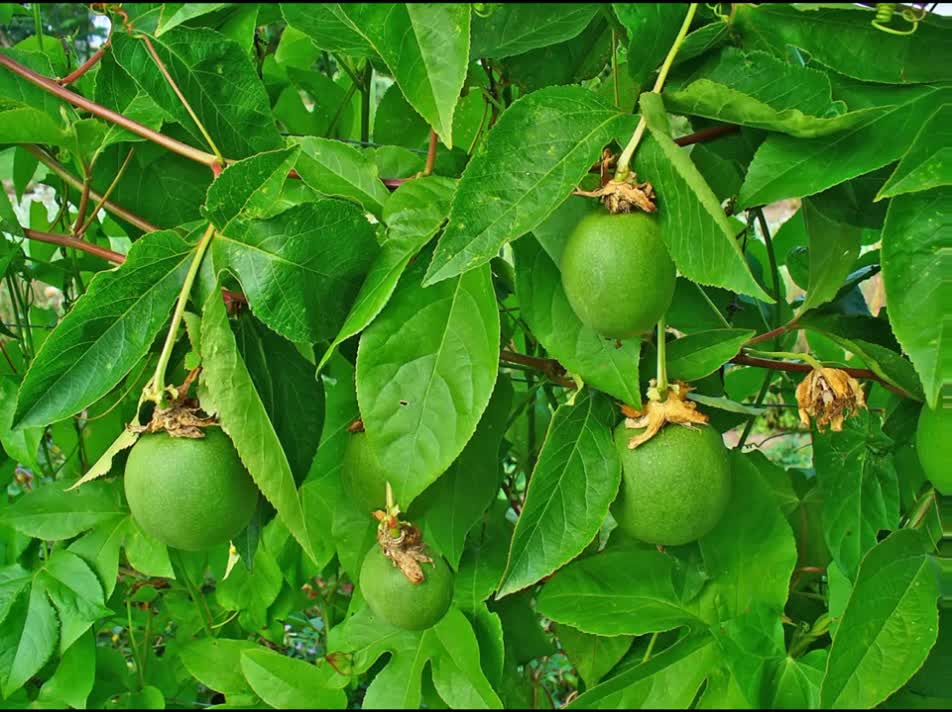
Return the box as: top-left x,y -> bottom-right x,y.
799,198 -> 863,313
557,626 -> 632,687
6,480 -> 125,541
240,648 -> 346,710
471,4 -> 599,59
665,329 -> 754,382
613,4 -> 688,87
214,201 -> 378,343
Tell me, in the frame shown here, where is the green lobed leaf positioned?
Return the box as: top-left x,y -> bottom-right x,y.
111,28 -> 282,159
412,376 -> 513,569
665,329 -> 754,382
179,638 -> 259,695
536,543 -> 706,636
13,230 -> 194,429
737,85 -> 952,208
637,92 -> 771,301
316,176 -> 456,373
199,285 -> 317,564
513,234 -> 642,406
820,529 -> 940,708
798,198 -> 863,314
497,391 -> 621,598
0,48 -> 66,120
814,409 -> 900,579
204,146 -> 299,229
239,648 -> 346,710
768,650 -> 825,710
700,451 -> 797,620
5,480 -> 125,541
0,107 -> 68,145
94,52 -> 167,152
881,187 -> 952,407
877,104 -> 952,200
336,5 -> 470,147
37,632 -> 96,710
0,377 -> 42,472
293,136 -> 390,217
37,550 -> 110,653
279,3 -> 374,56
0,581 -> 58,698
356,252 -> 499,508
328,605 -> 502,709
154,3 -> 230,35
425,86 -> 631,285
664,47 -> 883,138
453,502 -> 512,615
213,200 -> 379,344
470,4 -> 599,59
734,4 -> 952,85
613,3 -> 688,87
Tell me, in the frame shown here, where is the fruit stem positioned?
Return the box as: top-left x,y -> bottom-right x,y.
614,3 -> 698,181
385,482 -> 401,539
656,316 -> 669,395
745,349 -> 824,371
146,223 -> 216,407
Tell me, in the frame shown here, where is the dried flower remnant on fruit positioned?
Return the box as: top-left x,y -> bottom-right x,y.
619,381 -> 708,449
576,174 -> 657,214
372,509 -> 435,584
796,367 -> 867,432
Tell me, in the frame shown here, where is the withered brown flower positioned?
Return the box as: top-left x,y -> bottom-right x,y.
371,510 -> 434,584
619,381 -> 709,449
796,367 -> 867,432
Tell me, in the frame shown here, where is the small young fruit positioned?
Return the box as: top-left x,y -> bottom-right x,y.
916,405 -> 952,494
341,432 -> 391,512
560,211 -> 676,339
612,421 -> 731,546
124,428 -> 258,551
359,546 -> 454,630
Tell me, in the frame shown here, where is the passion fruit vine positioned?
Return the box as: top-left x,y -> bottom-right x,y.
560,210 -> 676,339
124,428 -> 259,551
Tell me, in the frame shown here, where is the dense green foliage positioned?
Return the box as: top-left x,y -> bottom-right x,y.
0,2 -> 949,709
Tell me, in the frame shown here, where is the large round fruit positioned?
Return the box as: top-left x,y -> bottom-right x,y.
916,406 -> 952,494
124,428 -> 259,551
560,211 -> 676,339
359,546 -> 454,630
612,422 -> 731,546
341,432 -> 391,512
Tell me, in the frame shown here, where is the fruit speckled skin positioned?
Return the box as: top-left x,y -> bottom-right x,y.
612,422 -> 731,546
359,545 -> 454,630
560,211 -> 676,339
916,406 -> 952,495
124,428 -> 258,551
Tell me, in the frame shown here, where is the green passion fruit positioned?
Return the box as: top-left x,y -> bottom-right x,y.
124,428 -> 259,551
612,421 -> 731,546
359,546 -> 454,630
560,211 -> 676,339
916,405 -> 952,495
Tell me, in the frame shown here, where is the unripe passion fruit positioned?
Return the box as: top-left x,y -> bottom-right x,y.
612,422 -> 731,546
916,405 -> 952,495
560,211 -> 676,339
124,428 -> 259,551
359,546 -> 454,630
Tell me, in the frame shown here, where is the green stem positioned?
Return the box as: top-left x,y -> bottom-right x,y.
642,632 -> 660,663
360,63 -> 372,144
615,3 -> 698,179
126,600 -> 146,689
171,550 -> 214,638
736,371 -> 773,450
656,316 -> 668,394
746,349 -> 823,370
755,209 -> 782,336
611,30 -> 620,109
147,223 -> 216,406
325,81 -> 358,138
32,3 -> 43,51
695,283 -> 731,328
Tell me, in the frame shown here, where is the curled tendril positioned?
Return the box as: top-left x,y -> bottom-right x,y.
706,3 -> 730,22
871,2 -> 926,36
472,3 -> 498,19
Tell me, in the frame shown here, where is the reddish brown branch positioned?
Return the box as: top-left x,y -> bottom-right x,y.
25,228 -> 125,263
745,320 -> 799,347
731,354 -> 911,399
58,42 -> 108,86
423,129 -> 438,177
674,124 -> 739,147
0,52 -> 218,168
25,146 -> 159,233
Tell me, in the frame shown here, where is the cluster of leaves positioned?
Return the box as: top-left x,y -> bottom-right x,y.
0,2 -> 949,709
